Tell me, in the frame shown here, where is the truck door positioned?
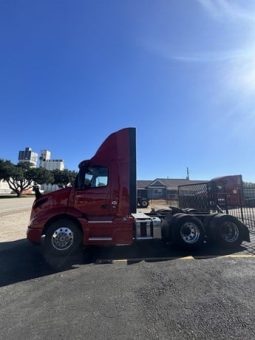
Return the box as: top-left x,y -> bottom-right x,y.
74,166 -> 113,218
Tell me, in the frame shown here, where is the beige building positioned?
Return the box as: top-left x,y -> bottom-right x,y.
137,178 -> 207,200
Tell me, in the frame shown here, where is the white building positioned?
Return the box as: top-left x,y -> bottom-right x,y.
18,147 -> 38,167
40,159 -> 64,171
39,150 -> 51,165
39,150 -> 64,171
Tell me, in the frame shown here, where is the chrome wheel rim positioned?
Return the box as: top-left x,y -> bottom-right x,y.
221,222 -> 239,243
180,222 -> 200,244
51,227 -> 74,251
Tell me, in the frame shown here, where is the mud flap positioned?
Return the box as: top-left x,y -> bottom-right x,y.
240,223 -> 250,242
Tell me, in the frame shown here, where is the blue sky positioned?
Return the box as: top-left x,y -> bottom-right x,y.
0,0 -> 255,181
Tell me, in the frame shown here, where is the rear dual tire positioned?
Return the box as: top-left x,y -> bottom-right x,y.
163,214 -> 244,250
162,215 -> 205,250
173,215 -> 205,249
211,215 -> 243,248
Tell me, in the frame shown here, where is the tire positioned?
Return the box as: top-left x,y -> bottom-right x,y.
172,215 -> 205,249
141,200 -> 149,208
43,218 -> 83,257
161,213 -> 186,243
211,215 -> 243,248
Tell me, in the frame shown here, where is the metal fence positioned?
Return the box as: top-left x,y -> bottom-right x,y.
178,182 -> 255,233
178,182 -> 209,212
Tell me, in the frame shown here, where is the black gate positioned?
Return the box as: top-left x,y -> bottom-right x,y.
178,182 -> 209,212
178,182 -> 255,233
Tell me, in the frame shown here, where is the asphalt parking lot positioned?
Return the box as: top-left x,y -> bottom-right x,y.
1,197 -> 255,339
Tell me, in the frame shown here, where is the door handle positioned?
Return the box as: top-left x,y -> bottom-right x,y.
111,201 -> 118,209
101,201 -> 118,209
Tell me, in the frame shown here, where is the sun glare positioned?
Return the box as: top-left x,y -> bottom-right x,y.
223,46 -> 255,99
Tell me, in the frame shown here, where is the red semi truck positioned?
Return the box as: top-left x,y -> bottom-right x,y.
179,175 -> 244,212
27,128 -> 250,263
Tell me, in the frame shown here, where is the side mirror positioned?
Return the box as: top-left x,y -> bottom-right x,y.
33,185 -> 42,199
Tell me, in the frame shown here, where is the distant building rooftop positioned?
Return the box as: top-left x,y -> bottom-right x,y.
137,178 -> 207,190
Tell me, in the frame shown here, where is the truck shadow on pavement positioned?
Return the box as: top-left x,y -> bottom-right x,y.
0,240 -> 57,287
92,239 -> 254,264
0,238 -> 254,288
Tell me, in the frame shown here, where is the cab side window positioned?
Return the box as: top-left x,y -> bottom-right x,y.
84,167 -> 108,188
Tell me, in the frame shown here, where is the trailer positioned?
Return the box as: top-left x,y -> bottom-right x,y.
27,128 -> 250,264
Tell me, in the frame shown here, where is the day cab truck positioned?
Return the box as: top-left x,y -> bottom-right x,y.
27,128 -> 250,263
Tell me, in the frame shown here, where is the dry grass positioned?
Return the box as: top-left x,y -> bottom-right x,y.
149,199 -> 178,209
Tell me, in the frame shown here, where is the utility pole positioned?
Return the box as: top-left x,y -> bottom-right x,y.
186,167 -> 190,180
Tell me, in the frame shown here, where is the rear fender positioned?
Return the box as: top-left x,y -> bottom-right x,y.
208,214 -> 250,243
239,222 -> 250,242
202,213 -> 220,241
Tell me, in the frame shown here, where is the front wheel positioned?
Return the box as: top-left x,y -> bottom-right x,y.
43,218 -> 83,258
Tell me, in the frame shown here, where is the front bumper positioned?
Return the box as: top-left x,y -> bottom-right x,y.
27,227 -> 42,244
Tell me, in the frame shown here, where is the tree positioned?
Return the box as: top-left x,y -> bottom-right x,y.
27,167 -> 54,186
0,160 -> 54,197
0,160 -> 28,197
52,169 -> 77,188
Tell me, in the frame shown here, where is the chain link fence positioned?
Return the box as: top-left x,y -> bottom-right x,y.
178,182 -> 255,234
